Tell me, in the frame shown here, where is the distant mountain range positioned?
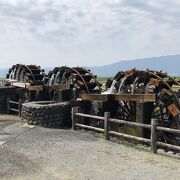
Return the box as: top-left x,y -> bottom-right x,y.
0,55 -> 179,77
89,55 -> 180,77
0,69 -> 7,78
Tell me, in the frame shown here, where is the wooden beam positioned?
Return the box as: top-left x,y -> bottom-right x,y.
11,82 -> 43,91
76,112 -> 105,121
114,94 -> 156,102
26,85 -> 43,91
109,118 -> 151,129
6,79 -> 19,83
156,142 -> 180,152
81,94 -> 156,102
81,94 -> 113,101
75,123 -> 105,133
12,82 -> 29,88
47,84 -> 70,91
109,131 -> 151,143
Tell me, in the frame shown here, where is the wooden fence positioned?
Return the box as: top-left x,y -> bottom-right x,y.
7,97 -> 22,116
72,107 -> 180,154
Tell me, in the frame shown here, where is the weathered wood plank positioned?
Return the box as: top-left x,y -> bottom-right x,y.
81,94 -> 113,101
47,84 -> 70,91
75,123 -> 104,133
114,94 -> 156,102
157,126 -> 180,135
81,94 -> 156,102
76,112 -> 105,121
156,142 -> 180,151
109,118 -> 151,129
109,131 -> 151,143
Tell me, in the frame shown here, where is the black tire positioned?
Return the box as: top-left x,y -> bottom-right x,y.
21,101 -> 71,128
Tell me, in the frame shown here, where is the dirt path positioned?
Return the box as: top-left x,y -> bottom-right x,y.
0,115 -> 180,180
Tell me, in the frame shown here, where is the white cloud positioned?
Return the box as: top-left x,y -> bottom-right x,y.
0,0 -> 180,68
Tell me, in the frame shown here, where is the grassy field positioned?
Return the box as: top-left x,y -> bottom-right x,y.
0,78 -> 5,86
0,77 -> 109,83
0,76 -> 179,87
97,77 -> 110,85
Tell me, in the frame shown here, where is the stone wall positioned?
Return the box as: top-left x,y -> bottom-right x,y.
21,101 -> 71,128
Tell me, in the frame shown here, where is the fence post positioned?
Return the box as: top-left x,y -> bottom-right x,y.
72,107 -> 78,130
104,112 -> 110,140
151,119 -> 158,154
7,97 -> 10,114
18,99 -> 22,117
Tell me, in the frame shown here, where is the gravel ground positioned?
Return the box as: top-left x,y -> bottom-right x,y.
0,115 -> 180,180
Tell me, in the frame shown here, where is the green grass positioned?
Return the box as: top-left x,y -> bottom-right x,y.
97,76 -> 180,83
0,77 -> 5,81
0,78 -> 5,86
97,77 -> 111,85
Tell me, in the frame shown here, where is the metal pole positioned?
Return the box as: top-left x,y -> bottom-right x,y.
151,119 -> 158,154
104,112 -> 110,140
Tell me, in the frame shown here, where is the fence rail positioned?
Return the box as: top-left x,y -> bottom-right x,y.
72,107 -> 180,154
75,113 -> 105,121
109,118 -> 151,129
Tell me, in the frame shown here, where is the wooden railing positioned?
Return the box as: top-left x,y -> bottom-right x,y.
72,107 -> 180,154
7,97 -> 22,116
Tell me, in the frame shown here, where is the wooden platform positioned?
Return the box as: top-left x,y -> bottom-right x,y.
6,79 -> 71,91
81,94 -> 156,102
12,82 -> 43,91
47,84 -> 70,91
5,79 -> 43,91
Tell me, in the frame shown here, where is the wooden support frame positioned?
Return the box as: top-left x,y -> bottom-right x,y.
81,94 -> 156,102
81,94 -> 113,101
5,79 -> 43,91
114,94 -> 156,102
7,98 -> 22,117
11,82 -> 43,91
47,84 -> 70,91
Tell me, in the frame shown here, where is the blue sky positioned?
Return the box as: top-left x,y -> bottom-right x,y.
0,0 -> 180,67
